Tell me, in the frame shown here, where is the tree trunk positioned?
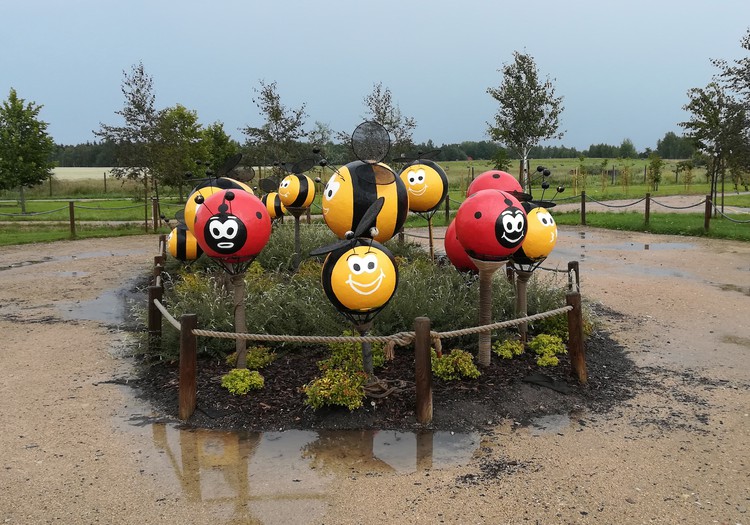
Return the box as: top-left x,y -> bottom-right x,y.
232,273 -> 248,368
18,185 -> 26,214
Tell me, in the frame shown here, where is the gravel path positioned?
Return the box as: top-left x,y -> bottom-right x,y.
1,228 -> 749,524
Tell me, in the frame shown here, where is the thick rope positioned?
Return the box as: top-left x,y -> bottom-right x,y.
650,198 -> 706,210
0,206 -> 68,217
712,203 -> 750,223
587,196 -> 646,208
153,299 -> 181,330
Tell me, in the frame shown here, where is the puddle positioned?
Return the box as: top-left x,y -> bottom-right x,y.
59,280 -> 144,327
529,414 -> 574,436
121,416 -> 479,522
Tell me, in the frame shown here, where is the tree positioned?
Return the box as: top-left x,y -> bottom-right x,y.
487,51 -> 564,191
646,152 -> 664,191
0,88 -> 55,212
151,104 -> 207,202
656,131 -> 695,159
202,121 -> 240,175
681,82 -> 746,205
242,80 -> 309,166
618,139 -> 638,159
94,62 -> 158,199
359,82 -> 417,159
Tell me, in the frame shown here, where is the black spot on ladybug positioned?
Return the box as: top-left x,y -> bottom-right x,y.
256,211 -> 262,219
474,211 -> 482,219
492,173 -> 500,179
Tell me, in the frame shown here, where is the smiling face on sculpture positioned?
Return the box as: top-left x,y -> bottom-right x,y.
321,240 -> 398,314
278,174 -> 315,208
398,159 -> 448,213
513,206 -> 557,263
454,189 -> 527,262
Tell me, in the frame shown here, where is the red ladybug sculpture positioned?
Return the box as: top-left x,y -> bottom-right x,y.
454,189 -> 527,262
466,170 -> 522,197
194,189 -> 271,264
444,219 -> 478,273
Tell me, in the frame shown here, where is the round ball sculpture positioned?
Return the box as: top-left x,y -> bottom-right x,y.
278,173 -> 315,209
512,206 -> 558,264
321,240 -> 398,317
322,160 -> 408,244
167,227 -> 202,261
185,177 -> 253,235
444,219 -> 478,273
454,189 -> 527,262
193,189 -> 272,264
466,170 -> 523,197
261,191 -> 287,220
398,159 -> 448,213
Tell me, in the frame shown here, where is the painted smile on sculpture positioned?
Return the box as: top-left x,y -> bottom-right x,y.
346,269 -> 385,295
407,184 -> 428,196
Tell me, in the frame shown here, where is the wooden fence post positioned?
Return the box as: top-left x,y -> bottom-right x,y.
567,261 -> 580,292
179,313 -> 198,420
151,197 -> 159,232
68,201 -> 76,238
566,291 -> 587,384
444,194 -> 450,224
704,194 -> 712,232
414,316 -> 433,425
580,191 -> 586,226
148,284 -> 163,352
645,192 -> 651,225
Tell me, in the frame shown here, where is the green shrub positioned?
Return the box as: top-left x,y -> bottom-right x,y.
302,368 -> 368,410
221,368 -> 265,395
492,338 -> 525,359
319,330 -> 385,372
225,345 -> 277,369
528,334 -> 567,367
431,348 -> 481,381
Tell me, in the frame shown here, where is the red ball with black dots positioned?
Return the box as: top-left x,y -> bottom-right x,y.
454,189 -> 527,262
194,189 -> 272,263
466,170 -> 522,197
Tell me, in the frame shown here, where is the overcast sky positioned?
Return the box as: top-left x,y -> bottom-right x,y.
2,0 -> 749,152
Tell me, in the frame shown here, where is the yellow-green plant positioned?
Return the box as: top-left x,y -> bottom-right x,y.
528,334 -> 567,367
302,369 -> 368,410
225,345 -> 277,369
319,330 -> 385,372
221,368 -> 264,395
492,339 -> 525,359
431,349 -> 480,381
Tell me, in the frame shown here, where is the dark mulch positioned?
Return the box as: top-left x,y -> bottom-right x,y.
132,311 -> 643,433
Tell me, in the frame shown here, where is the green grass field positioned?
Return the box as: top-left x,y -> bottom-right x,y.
0,159 -> 746,246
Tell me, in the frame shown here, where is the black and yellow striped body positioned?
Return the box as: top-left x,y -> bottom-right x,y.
261,192 -> 287,220
278,174 -> 315,209
167,227 -> 202,261
321,161 -> 408,243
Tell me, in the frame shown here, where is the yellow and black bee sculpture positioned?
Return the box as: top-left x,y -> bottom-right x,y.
167,226 -> 202,261
278,173 -> 315,209
321,160 -> 408,244
261,191 -> 287,220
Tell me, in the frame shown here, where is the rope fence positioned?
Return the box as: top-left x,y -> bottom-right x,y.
147,240 -> 587,424
567,191 -> 749,230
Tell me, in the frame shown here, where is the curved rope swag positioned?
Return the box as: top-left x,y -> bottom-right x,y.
161,300 -> 572,360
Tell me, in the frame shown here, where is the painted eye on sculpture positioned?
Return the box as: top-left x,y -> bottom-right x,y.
361,253 -> 379,274
536,210 -> 554,226
280,179 -> 291,189
209,218 -> 239,239
324,179 -> 341,200
502,210 -> 525,233
347,255 -> 366,275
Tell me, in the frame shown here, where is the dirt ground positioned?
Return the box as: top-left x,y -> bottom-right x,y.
1,207 -> 749,523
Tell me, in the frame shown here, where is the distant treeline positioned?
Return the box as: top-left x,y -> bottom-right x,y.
51,132 -> 695,167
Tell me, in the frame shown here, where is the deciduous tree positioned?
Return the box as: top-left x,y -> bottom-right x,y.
487,52 -> 564,191
242,80 -> 308,166
360,82 -> 416,159
0,88 -> 55,212
94,62 -> 158,199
